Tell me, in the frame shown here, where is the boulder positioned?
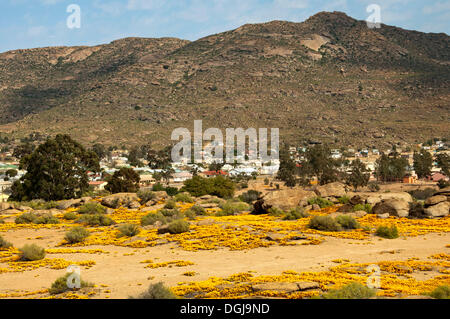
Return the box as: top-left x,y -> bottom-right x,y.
377,213 -> 390,219
314,182 -> 347,198
56,199 -> 82,210
265,233 -> 285,241
434,186 -> 450,196
349,195 -> 365,205
127,201 -> 141,209
33,209 -> 59,217
331,211 -> 367,219
1,209 -> 22,215
101,193 -> 138,208
0,202 -> 13,211
257,188 -> 316,211
372,199 -> 409,218
359,192 -> 413,206
424,195 -> 447,207
424,202 -> 450,218
337,203 -> 354,213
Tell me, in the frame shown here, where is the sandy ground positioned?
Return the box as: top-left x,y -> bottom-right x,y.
1,227 -> 448,299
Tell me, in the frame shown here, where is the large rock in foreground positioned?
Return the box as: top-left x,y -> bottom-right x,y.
372,199 -> 410,218
314,182 -> 347,198
424,201 -> 450,218
260,188 -> 316,211
101,193 -> 139,208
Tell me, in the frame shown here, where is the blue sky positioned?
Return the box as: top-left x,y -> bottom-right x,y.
1,0 -> 449,53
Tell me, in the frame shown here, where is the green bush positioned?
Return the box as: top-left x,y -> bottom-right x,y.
283,207 -> 309,220
267,207 -> 285,217
160,209 -> 184,220
216,201 -> 250,216
49,273 -> 92,295
353,204 -> 372,213
15,212 -> 38,224
35,214 -> 60,225
137,190 -> 156,204
164,200 -> 177,209
174,193 -> 194,203
368,182 -> 380,192
407,188 -> 436,201
308,216 -> 342,232
118,224 -> 140,237
338,196 -> 350,204
78,202 -> 107,215
63,212 -> 78,220
239,190 -> 261,204
141,212 -> 167,226
165,187 -> 179,197
166,220 -> 190,234
181,175 -> 235,198
308,197 -> 334,208
76,214 -> 115,226
132,282 -> 177,299
336,215 -> 360,230
0,235 -> 12,249
425,285 -> 450,299
19,244 -> 46,261
322,282 -> 376,299
188,205 -> 206,215
152,183 -> 166,192
65,226 -> 90,244
376,225 -> 399,239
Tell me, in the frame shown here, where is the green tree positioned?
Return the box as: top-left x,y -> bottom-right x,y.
127,147 -> 144,167
375,153 -> 408,182
13,142 -> 35,159
436,153 -> 450,177
276,145 -> 297,187
346,159 -> 370,190
5,169 -> 18,178
413,149 -> 433,179
10,135 -> 99,201
147,146 -> 172,169
91,143 -> 107,160
305,144 -> 339,185
105,168 -> 140,194
182,175 -> 235,198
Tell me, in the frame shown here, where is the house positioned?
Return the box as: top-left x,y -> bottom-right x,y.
173,172 -> 193,183
430,172 -> 449,183
201,170 -> 229,178
88,181 -> 108,191
402,175 -> 417,184
139,175 -> 155,187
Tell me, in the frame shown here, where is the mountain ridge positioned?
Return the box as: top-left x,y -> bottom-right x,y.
0,11 -> 448,149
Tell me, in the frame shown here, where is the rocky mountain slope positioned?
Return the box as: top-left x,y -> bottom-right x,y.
0,11 -> 448,149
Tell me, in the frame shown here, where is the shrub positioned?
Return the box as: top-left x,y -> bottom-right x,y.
137,190 -> 155,204
0,235 -> 12,249
368,182 -> 380,192
76,214 -> 115,226
188,205 -> 206,215
338,196 -> 350,204
49,273 -> 92,295
336,215 -> 360,230
166,220 -> 190,234
132,282 -> 177,299
165,187 -> 179,197
216,201 -> 249,216
174,193 -> 194,203
376,225 -> 399,239
141,212 -> 167,226
19,244 -> 46,261
63,212 -> 78,220
239,190 -> 261,204
164,200 -> 177,209
35,214 -> 60,225
425,285 -> 450,299
308,216 -> 342,232
65,226 -> 90,244
407,188 -> 436,201
182,175 -> 235,198
118,224 -> 140,237
267,207 -> 285,217
283,207 -> 309,220
438,180 -> 450,189
353,204 -> 372,213
15,212 -> 38,224
78,202 -> 107,215
308,197 -> 334,208
160,209 -> 184,220
322,282 -> 376,299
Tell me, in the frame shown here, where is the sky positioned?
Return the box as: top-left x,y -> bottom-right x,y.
1,0 -> 449,53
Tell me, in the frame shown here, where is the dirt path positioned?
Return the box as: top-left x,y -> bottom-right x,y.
1,229 -> 448,299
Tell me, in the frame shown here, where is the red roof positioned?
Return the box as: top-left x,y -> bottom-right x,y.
89,181 -> 106,185
202,170 -> 229,176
